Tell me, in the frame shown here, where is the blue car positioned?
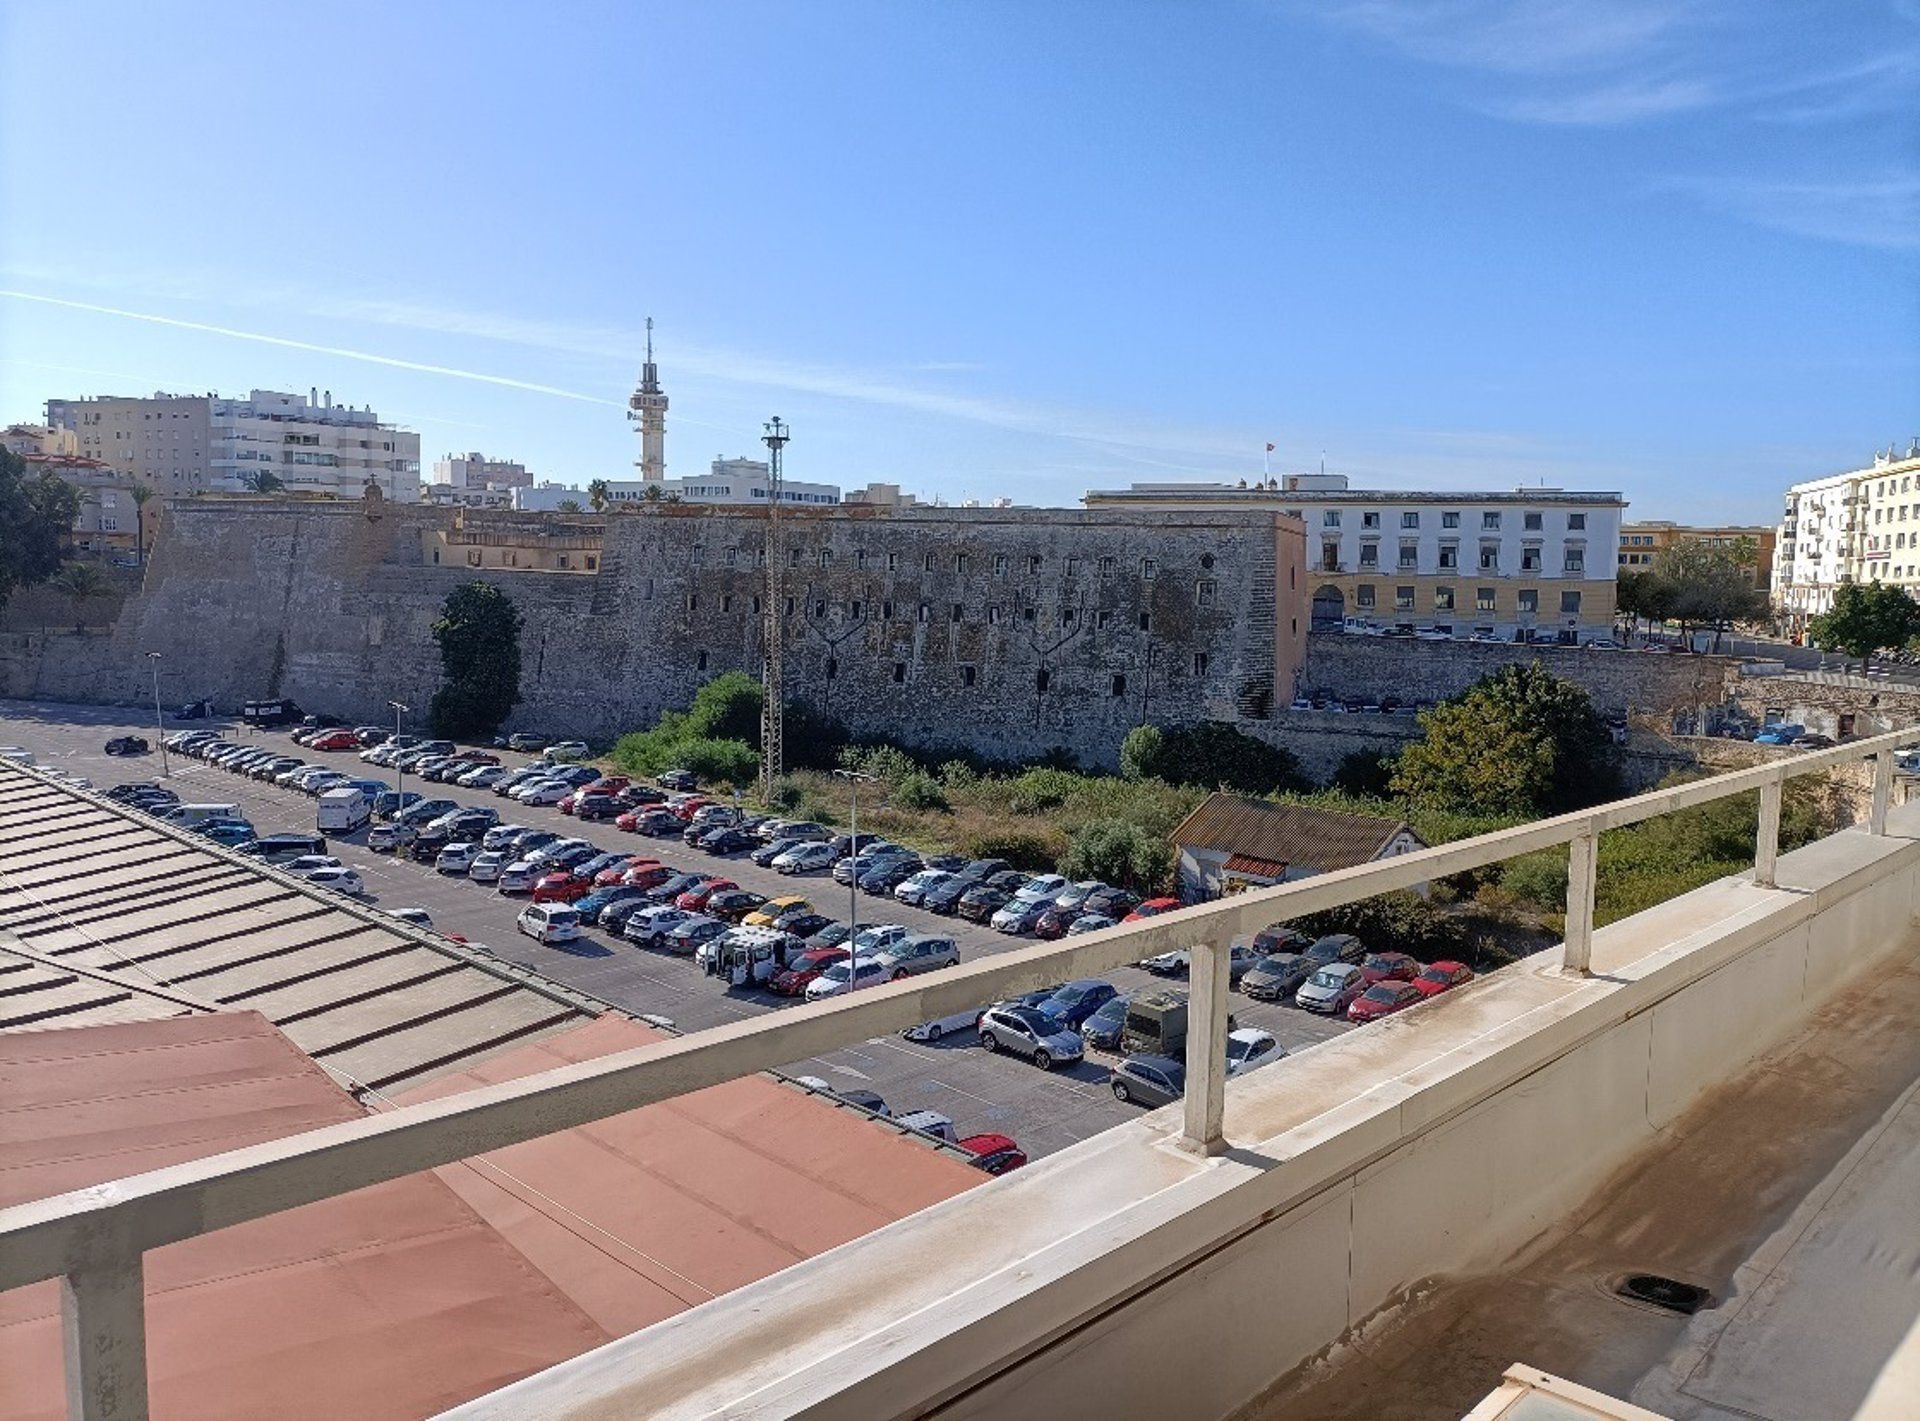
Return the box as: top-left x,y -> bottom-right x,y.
1754,723 -> 1806,745
197,821 -> 258,847
572,885 -> 648,925
1041,979 -> 1119,1029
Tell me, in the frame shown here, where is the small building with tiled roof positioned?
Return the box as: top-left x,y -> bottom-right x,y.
1169,792 -> 1425,900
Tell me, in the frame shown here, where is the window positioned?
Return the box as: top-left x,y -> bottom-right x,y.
1401,511 -> 1420,529
819,550 -> 832,568
1140,557 -> 1157,578
788,548 -> 802,568
1521,547 -> 1541,573
752,595 -> 763,614
1561,590 -> 1582,615
1192,652 -> 1209,676
1395,586 -> 1415,611
1477,586 -> 1496,612
1028,554 -> 1043,574
849,600 -> 861,619
988,605 -> 1001,625
1356,584 -> 1376,609
918,603 -> 931,623
924,552 -> 936,572
1398,540 -> 1418,569
1139,611 -> 1152,632
1357,541 -> 1378,568
1061,608 -> 1077,626
892,662 -> 907,684
1023,604 -> 1037,622
1197,579 -> 1216,605
1524,512 -> 1543,532
1435,586 -> 1454,611
1098,555 -> 1115,578
696,651 -> 709,671
1564,549 -> 1585,574
951,603 -> 964,623
1518,588 -> 1539,614
955,553 -> 969,574
785,596 -> 796,616
1111,674 -> 1127,696
854,549 -> 866,570
887,552 -> 899,572
1482,511 -> 1501,530
1479,542 -> 1500,571
961,665 -> 977,687
814,599 -> 827,618
1438,545 -> 1458,570
721,594 -> 733,613
1568,513 -> 1586,531
685,593 -> 697,610
1323,510 -> 1342,527
1035,669 -> 1051,693
994,554 -> 1008,576
1327,539 -> 1347,571
825,657 -> 838,679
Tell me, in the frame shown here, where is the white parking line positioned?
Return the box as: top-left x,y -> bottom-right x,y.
924,1078 -> 1001,1108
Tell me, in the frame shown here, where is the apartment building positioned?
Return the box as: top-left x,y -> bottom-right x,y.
431,450 -> 533,491
1774,441 -> 1920,627
1620,520 -> 1774,587
46,388 -> 421,501
1085,473 -> 1624,641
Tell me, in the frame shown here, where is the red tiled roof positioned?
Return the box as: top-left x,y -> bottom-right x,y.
1223,853 -> 1289,879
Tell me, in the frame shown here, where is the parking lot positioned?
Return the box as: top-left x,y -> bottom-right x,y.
0,699 -> 1355,1160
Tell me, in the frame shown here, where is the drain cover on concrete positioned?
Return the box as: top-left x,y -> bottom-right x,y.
1617,1273 -> 1711,1314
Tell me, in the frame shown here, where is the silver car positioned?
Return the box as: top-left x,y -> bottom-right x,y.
977,1005 -> 1085,1071
1296,963 -> 1365,1014
879,935 -> 960,978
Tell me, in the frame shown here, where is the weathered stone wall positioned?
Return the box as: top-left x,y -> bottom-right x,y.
1734,675 -> 1920,740
1303,632 -> 1734,717
0,498 -> 1299,769
1253,710 -> 1422,781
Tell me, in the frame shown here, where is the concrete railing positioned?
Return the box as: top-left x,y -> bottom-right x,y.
2,727 -> 1916,1421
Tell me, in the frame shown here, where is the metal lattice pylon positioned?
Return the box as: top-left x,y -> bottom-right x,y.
760,417 -> 790,799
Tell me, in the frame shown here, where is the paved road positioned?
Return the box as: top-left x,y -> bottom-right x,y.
0,699 -> 1355,1161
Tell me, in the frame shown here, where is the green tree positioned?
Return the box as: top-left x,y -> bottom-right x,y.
1116,720 -> 1301,795
685,670 -> 765,742
1392,662 -> 1619,815
0,446 -> 80,613
429,583 -> 524,739
128,482 -> 155,567
238,468 -> 285,494
555,498 -> 583,514
586,479 -> 611,513
1060,818 -> 1173,893
1808,581 -> 1920,673
50,561 -> 112,629
1653,540 -> 1769,649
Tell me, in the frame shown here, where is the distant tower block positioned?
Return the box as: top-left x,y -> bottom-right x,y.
628,316 -> 668,482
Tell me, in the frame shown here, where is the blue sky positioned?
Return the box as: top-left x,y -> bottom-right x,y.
2,1 -> 1914,521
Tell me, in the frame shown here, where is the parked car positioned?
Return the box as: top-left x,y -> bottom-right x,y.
622,905 -> 693,948
1412,960 -> 1475,997
516,904 -> 582,945
1359,951 -> 1422,985
674,876 -> 736,911
506,732 -> 547,752
1040,979 -> 1118,1028
386,906 -> 432,929
1067,913 -> 1115,935
467,850 -> 509,883
1753,723 -> 1807,745
1297,963 -> 1366,1014
879,934 -> 960,978
666,916 -> 729,957
1303,933 -> 1366,967
657,768 -> 698,791
773,841 -> 837,874
435,842 -> 484,874
104,735 -> 149,756
804,955 -> 894,1000
705,889 -> 769,922
495,858 -> 546,894
514,779 -> 574,806
1240,953 -> 1315,1001
977,1005 -> 1084,1070
850,923 -> 911,955
1109,1054 -> 1185,1107
542,740 -> 591,762
304,866 -> 366,897
235,832 -> 327,861
1123,896 -> 1181,922
1349,980 -> 1425,1022
744,895 -> 812,929
1081,992 -> 1132,1052
960,1134 -> 1028,1176
891,869 -> 954,908
572,885 -> 649,925
770,948 -> 846,996
1226,1028 -> 1284,1075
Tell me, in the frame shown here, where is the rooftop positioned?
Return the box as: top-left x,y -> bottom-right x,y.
1170,791 -> 1421,872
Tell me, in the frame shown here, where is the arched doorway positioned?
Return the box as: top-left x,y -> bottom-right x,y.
1310,584 -> 1345,632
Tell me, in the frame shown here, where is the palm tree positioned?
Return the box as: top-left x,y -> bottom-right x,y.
128,483 -> 155,566
51,561 -> 112,630
586,478 -> 610,513
556,498 -> 584,514
238,468 -> 285,494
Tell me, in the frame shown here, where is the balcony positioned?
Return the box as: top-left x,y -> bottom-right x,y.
7,741 -> 1920,1421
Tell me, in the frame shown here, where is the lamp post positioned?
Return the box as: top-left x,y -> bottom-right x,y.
147,653 -> 169,778
389,701 -> 409,819
832,769 -> 876,994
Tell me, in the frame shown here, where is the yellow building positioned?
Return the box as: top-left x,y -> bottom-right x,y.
1618,521 -> 1774,587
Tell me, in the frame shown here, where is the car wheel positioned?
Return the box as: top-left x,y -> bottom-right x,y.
924,1022 -> 944,1042
1034,1049 -> 1053,1071
980,1031 -> 998,1054
1112,1080 -> 1131,1102
891,969 -> 907,981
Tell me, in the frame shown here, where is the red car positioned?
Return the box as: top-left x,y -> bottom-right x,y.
1412,960 -> 1474,997
668,795 -> 713,822
595,855 -> 660,887
446,750 -> 500,767
311,729 -> 359,751
1358,951 -> 1421,986
558,776 -> 630,815
960,1133 -> 1027,1175
1348,980 -> 1423,1023
531,870 -> 594,903
1122,897 -> 1181,922
620,862 -> 673,890
770,949 -> 843,996
675,876 -> 736,911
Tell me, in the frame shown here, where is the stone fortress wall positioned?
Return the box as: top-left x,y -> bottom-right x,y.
2,496 -> 1306,769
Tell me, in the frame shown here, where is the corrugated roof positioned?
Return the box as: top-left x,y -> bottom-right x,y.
0,762 -> 597,1091
1170,792 -> 1421,874
0,1012 -> 613,1421
391,1014 -> 987,1336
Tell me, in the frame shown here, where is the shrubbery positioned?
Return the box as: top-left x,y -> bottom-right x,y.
611,672 -> 762,785
1060,818 -> 1174,894
429,583 -> 523,740
1119,720 -> 1302,796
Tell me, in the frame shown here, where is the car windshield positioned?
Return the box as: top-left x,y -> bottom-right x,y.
1090,997 -> 1127,1023
1309,969 -> 1347,989
1418,966 -> 1451,981
1363,985 -> 1400,1002
1006,1007 -> 1056,1031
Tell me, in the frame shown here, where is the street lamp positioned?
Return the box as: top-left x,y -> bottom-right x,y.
389,701 -> 409,818
146,653 -> 169,777
832,768 -> 877,994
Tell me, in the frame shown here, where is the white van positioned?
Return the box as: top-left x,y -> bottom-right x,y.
163,803 -> 241,827
316,786 -> 372,834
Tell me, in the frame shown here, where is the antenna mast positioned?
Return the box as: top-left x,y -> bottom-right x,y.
760,417 -> 790,798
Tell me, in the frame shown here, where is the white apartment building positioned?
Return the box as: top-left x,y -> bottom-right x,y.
431,451 -> 532,492
601,456 -> 841,507
1086,473 -> 1625,641
1774,441 -> 1920,627
46,388 -> 421,501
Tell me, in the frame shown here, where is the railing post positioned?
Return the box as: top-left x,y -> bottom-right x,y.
1562,826 -> 1599,976
1871,750 -> 1894,836
1181,936 -> 1231,1156
62,1259 -> 148,1421
1754,774 -> 1783,888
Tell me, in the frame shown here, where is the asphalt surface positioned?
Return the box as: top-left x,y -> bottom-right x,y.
0,699 -> 1354,1161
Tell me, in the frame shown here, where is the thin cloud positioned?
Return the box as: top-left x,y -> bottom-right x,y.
1322,0 -> 1685,76
1661,174 -> 1920,251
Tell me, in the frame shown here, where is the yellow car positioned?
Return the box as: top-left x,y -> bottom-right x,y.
744,894 -> 811,929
